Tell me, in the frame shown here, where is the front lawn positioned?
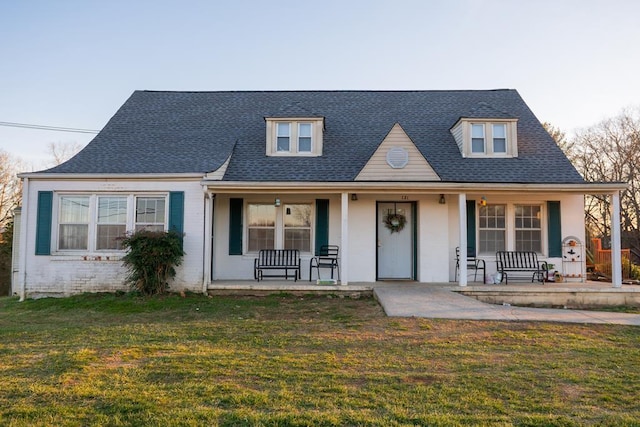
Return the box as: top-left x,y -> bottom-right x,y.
0,293 -> 638,426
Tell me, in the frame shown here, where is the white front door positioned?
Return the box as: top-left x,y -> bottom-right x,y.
377,202 -> 413,279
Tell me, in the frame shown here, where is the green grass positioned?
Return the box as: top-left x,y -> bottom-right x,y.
0,292 -> 639,426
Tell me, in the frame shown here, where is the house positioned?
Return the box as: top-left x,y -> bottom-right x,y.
13,90 -> 626,298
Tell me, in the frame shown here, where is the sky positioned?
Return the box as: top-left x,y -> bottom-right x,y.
1,0 -> 639,170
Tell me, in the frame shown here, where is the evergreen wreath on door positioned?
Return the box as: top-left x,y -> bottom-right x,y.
383,203 -> 407,233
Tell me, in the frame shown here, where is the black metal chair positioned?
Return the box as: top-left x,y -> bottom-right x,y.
309,245 -> 340,281
455,246 -> 486,284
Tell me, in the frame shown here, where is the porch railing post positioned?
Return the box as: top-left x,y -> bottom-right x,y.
458,193 -> 468,287
341,192 -> 349,286
611,190 -> 622,288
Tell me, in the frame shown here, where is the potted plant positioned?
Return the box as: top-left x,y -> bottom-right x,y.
545,263 -> 555,281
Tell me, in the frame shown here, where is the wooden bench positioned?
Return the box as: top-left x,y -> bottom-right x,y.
496,251 -> 548,284
254,249 -> 301,281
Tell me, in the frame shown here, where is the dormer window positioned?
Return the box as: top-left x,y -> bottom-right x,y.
276,123 -> 291,152
266,117 -> 324,156
471,124 -> 485,153
450,118 -> 518,158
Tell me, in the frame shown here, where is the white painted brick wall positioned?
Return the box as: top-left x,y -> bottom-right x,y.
20,179 -> 205,297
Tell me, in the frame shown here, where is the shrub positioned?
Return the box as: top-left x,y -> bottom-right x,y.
121,230 -> 185,295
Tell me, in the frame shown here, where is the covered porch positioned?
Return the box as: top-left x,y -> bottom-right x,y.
200,181 -> 627,291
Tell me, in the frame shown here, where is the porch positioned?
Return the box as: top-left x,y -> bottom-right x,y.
206,280 -> 640,310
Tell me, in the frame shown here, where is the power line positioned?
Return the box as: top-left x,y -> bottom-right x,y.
0,121 -> 99,134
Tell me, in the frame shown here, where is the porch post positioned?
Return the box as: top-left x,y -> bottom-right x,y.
18,177 -> 29,301
202,190 -> 213,294
610,190 -> 622,288
458,193 -> 467,287
341,192 -> 349,286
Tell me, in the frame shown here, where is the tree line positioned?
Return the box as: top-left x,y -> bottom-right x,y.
544,107 -> 640,256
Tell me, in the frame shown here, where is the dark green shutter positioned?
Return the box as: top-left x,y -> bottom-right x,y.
229,198 -> 243,255
168,192 -> 184,236
547,201 -> 562,257
35,191 -> 53,255
466,200 -> 476,255
315,199 -> 329,255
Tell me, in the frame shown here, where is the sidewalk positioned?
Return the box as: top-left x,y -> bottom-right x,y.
373,283 -> 640,326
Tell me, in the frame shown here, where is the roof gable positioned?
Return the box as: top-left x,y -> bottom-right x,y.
356,123 -> 440,181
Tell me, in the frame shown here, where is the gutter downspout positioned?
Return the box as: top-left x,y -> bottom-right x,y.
18,177 -> 29,301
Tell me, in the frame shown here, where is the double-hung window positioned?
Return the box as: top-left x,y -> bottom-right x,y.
284,204 -> 311,252
478,203 -> 544,255
55,193 -> 169,252
97,196 -> 127,250
266,118 -> 323,156
471,124 -> 485,153
492,124 -> 507,153
135,197 -> 166,232
515,204 -> 542,252
276,123 -> 291,152
246,202 -> 312,253
297,123 -> 312,153
247,204 -> 276,252
478,204 -> 506,254
59,196 -> 90,250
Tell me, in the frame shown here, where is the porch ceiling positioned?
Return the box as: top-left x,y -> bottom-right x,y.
201,180 -> 627,195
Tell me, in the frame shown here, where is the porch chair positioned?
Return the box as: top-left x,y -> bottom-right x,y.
455,246 -> 486,284
309,245 -> 340,282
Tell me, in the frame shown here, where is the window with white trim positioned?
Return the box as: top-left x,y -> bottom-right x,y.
246,202 -> 313,253
449,119 -> 518,157
59,196 -> 90,250
515,204 -> 542,252
297,123 -> 312,153
478,204 -> 506,254
284,204 -> 311,252
266,118 -> 324,156
492,123 -> 507,153
55,194 -> 168,252
276,122 -> 291,152
97,196 -> 127,250
135,197 -> 166,232
247,204 -> 276,252
471,123 -> 485,153
477,202 -> 545,255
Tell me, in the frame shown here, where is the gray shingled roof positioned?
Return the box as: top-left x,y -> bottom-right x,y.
43,90 -> 584,184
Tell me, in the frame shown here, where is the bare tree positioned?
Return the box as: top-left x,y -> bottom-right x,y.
0,150 -> 23,233
542,122 -> 576,162
570,108 -> 640,249
47,141 -> 84,166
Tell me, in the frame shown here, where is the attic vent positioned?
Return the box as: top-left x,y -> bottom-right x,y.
386,147 -> 409,169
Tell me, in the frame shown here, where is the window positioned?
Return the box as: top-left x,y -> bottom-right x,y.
135,197 -> 166,232
515,204 -> 541,252
246,202 -> 313,253
298,123 -> 312,152
266,118 -> 324,156
471,124 -> 485,153
248,204 -> 276,251
449,119 -> 518,157
492,124 -> 507,153
284,204 -> 311,252
276,122 -> 291,152
55,193 -> 170,252
59,196 -> 89,250
478,204 -> 506,254
97,196 -> 127,250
